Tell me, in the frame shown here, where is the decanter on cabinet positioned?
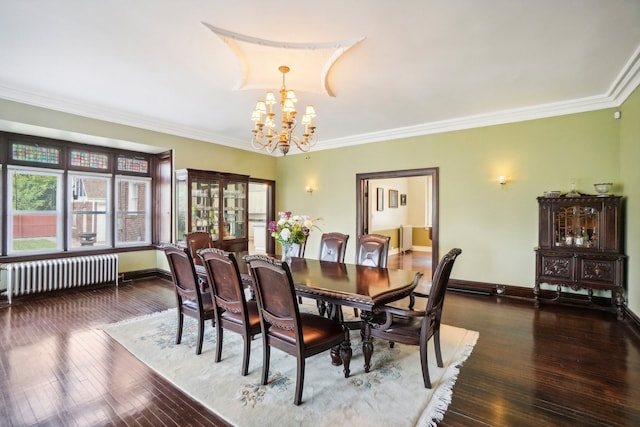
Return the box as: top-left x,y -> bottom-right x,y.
176,169 -> 249,253
534,194 -> 626,319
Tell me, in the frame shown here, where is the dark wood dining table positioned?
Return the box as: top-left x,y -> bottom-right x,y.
196,255 -> 423,375
287,257 -> 422,375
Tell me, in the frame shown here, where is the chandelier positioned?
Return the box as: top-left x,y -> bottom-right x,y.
251,66 -> 317,156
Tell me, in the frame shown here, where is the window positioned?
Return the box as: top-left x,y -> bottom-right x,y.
7,166 -> 63,254
115,176 -> 151,246
68,172 -> 111,249
0,136 -> 167,257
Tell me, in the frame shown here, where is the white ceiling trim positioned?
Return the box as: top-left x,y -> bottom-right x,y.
607,45 -> 640,101
316,94 -> 619,152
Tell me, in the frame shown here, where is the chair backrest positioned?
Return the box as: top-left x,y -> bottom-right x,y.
355,234 -> 391,267
185,231 -> 212,265
244,255 -> 302,345
426,248 -> 462,316
318,232 -> 349,263
164,244 -> 203,305
198,248 -> 248,315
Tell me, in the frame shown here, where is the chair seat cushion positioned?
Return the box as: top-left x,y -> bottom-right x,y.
182,294 -> 215,313
268,312 -> 344,350
221,300 -> 261,328
372,314 -> 423,346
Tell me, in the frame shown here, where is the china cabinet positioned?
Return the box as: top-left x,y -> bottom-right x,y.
176,169 -> 249,252
534,194 -> 626,319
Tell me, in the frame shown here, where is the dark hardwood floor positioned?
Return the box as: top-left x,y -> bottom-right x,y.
1,251 -> 639,426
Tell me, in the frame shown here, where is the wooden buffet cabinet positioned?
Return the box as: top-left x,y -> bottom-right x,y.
534,195 -> 626,319
176,168 -> 249,253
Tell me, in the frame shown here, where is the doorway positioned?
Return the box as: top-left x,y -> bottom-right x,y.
356,168 -> 439,276
248,179 -> 276,255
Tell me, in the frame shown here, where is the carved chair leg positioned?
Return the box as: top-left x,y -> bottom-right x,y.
261,342 -> 270,385
176,312 -> 184,345
241,334 -> 251,376
294,358 -> 305,405
420,342 -> 432,389
434,330 -> 443,367
215,324 -> 223,363
196,318 -> 205,355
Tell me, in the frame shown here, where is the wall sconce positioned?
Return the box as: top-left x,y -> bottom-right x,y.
305,185 -> 314,194
498,176 -> 507,186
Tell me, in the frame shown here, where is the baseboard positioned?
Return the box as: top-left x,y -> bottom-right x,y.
121,268 -> 171,282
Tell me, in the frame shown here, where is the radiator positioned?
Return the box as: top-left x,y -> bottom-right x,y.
399,225 -> 413,253
3,254 -> 118,304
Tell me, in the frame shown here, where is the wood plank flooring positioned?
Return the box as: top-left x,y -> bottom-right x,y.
1,251 -> 639,426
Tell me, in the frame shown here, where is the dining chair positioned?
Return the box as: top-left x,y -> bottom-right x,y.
197,248 -> 261,376
370,248 -> 462,388
163,244 -> 216,355
318,232 -> 349,263
244,254 -> 349,405
355,233 -> 390,268
184,231 -> 213,266
350,233 -> 391,318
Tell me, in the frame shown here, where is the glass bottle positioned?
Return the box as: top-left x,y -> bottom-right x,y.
567,180 -> 580,197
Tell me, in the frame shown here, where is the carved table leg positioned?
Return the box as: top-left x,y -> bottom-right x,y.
533,282 -> 540,308
328,304 -> 345,365
360,310 -> 374,373
340,328 -> 352,378
317,300 -> 327,317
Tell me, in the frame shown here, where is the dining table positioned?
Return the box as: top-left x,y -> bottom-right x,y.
287,257 -> 422,375
196,255 -> 424,376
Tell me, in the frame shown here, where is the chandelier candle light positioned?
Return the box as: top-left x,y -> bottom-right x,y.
251,66 -> 317,156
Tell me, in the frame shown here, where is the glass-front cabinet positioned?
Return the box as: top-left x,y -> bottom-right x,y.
176,169 -> 248,252
535,195 -> 626,319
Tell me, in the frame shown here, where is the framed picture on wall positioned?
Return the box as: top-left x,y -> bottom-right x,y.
400,194 -> 407,206
377,187 -> 384,211
389,189 -> 398,208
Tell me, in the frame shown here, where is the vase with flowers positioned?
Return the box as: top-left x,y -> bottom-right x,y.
268,211 -> 317,263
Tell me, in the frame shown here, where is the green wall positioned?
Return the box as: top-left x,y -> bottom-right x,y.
2,93 -> 638,316
277,109 -> 621,291
620,85 -> 640,316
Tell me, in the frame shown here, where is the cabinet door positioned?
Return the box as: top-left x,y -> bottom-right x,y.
190,176 -> 220,241
576,256 -> 621,289
552,204 -> 599,249
223,180 -> 247,241
537,252 -> 574,282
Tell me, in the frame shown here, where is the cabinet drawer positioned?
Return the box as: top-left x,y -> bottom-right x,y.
538,254 -> 574,281
576,258 -> 619,288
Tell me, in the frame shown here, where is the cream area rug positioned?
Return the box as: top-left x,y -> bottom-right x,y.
102,303 -> 478,427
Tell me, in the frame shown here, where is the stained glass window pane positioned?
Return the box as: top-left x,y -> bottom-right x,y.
70,150 -> 109,169
117,157 -> 148,174
12,143 -> 60,164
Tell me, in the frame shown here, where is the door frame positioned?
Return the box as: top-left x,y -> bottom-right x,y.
356,167 -> 439,276
249,178 -> 276,255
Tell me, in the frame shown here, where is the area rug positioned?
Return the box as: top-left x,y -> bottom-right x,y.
102,304 -> 478,427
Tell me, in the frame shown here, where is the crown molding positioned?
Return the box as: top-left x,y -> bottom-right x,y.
0,84 -> 247,149
1,45 -> 638,157
315,93 -> 619,152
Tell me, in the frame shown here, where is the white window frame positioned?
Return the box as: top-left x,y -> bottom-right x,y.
67,171 -> 112,250
114,175 -> 152,247
6,165 -> 64,254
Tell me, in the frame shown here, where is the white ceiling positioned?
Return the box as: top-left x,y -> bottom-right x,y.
1,1 -> 639,155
